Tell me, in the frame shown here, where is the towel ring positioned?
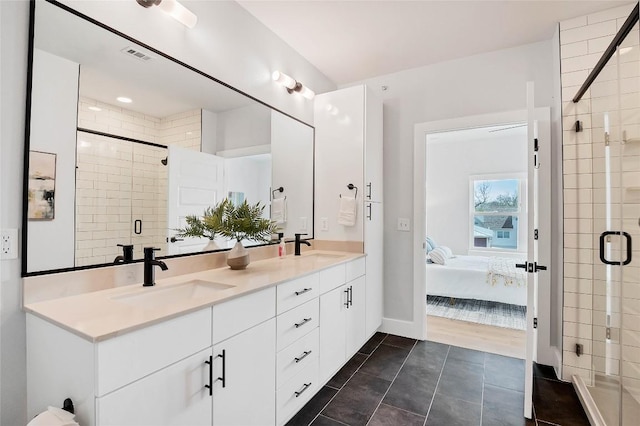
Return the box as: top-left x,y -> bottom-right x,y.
272,187 -> 284,199
340,183 -> 358,198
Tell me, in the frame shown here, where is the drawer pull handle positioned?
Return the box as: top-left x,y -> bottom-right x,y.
294,318 -> 312,328
295,288 -> 312,296
294,350 -> 312,363
344,288 -> 350,308
295,382 -> 312,398
217,350 -> 226,388
204,355 -> 213,396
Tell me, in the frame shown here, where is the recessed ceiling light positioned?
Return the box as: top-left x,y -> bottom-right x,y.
88,106 -> 102,112
117,97 -> 132,103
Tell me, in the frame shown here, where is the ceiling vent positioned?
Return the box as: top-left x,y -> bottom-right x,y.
121,47 -> 153,62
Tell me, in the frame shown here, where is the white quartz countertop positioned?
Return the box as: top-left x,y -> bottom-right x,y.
24,250 -> 365,342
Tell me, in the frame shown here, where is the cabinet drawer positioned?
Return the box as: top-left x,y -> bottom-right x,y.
276,360 -> 319,426
346,257 -> 366,281
318,264 -> 346,294
277,298 -> 319,351
96,307 -> 211,397
212,287 -> 276,344
276,328 -> 319,389
277,273 -> 319,314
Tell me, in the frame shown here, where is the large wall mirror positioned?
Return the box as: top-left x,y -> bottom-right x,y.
24,0 -> 314,275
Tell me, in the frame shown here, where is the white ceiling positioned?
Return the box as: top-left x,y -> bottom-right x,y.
237,0 -> 631,85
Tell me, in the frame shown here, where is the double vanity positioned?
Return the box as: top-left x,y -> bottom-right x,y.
25,250 -> 377,426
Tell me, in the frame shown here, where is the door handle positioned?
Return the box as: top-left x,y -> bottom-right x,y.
204,355 -> 213,396
515,262 -> 528,270
217,350 -> 226,388
534,262 -> 547,272
600,231 -> 633,265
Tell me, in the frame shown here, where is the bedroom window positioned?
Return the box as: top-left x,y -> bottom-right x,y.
470,177 -> 525,252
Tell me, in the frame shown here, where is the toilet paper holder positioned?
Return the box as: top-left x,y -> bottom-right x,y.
62,398 -> 74,414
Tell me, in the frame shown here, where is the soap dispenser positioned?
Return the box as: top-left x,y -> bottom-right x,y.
278,233 -> 286,258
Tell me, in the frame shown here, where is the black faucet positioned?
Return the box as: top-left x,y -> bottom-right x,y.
114,244 -> 134,263
143,247 -> 168,286
294,233 -> 311,256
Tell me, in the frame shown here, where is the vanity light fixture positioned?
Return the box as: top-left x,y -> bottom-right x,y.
117,96 -> 133,104
272,70 -> 315,100
136,0 -> 198,29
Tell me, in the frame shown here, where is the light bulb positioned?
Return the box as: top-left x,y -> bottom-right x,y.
158,0 -> 197,29
116,97 -> 132,103
298,85 -> 315,100
272,71 -> 297,90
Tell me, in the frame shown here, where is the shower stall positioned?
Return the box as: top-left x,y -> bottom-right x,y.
570,4 -> 640,425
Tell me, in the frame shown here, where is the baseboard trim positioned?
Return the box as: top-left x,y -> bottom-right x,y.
380,317 -> 423,339
573,375 -> 606,426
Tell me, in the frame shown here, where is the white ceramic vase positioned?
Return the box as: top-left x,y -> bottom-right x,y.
202,239 -> 220,252
227,240 -> 250,270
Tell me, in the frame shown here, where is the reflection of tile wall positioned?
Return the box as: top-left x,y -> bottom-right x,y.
75,98 -> 201,265
560,4 -> 640,406
75,133 -> 133,266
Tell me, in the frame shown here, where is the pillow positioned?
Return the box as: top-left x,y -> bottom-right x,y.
426,237 -> 437,253
429,247 -> 447,265
440,246 -> 453,258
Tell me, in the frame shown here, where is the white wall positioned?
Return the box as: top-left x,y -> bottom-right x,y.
216,103 -> 271,151
1,2 -> 29,424
0,1 -> 335,424
343,40 -> 559,327
27,49 -> 78,271
426,132 -> 527,256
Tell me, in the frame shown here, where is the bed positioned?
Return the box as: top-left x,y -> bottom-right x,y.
426,255 -> 527,306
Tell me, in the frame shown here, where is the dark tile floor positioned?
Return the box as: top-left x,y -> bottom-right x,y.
287,332 -> 590,426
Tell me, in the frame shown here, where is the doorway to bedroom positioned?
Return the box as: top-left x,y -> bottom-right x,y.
424,123 -> 528,359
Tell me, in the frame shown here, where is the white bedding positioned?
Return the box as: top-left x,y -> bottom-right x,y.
426,255 -> 527,306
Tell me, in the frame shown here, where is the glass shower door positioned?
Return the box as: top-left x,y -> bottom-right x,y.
589,21 -> 640,425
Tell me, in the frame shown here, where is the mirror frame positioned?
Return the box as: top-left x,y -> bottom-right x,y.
22,0 -> 315,277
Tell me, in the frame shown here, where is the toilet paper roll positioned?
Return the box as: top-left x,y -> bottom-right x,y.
27,406 -> 79,426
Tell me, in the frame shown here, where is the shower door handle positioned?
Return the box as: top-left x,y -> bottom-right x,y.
599,231 -> 632,266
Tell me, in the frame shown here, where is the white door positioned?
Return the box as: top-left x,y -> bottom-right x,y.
96,348 -> 212,426
523,81 -> 547,418
167,145 -> 225,255
345,275 -> 367,357
319,285 -> 347,383
212,318 -> 276,425
364,201 -> 383,336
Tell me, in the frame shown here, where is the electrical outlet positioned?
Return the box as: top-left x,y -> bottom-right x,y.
1,229 -> 19,260
397,218 -> 411,232
320,217 -> 329,231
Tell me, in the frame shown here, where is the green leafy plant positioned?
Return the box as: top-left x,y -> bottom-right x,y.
219,199 -> 277,242
174,201 -> 227,240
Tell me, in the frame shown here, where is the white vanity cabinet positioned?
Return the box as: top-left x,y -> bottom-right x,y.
318,259 -> 367,384
275,273 -> 320,425
26,255 -> 370,426
314,85 -> 384,338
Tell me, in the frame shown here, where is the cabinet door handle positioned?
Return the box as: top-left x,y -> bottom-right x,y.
344,288 -> 350,308
217,350 -> 226,388
294,382 -> 312,398
295,288 -> 312,296
366,203 -> 372,220
366,182 -> 372,200
349,285 -> 353,306
294,350 -> 312,363
204,355 -> 213,396
294,318 -> 312,328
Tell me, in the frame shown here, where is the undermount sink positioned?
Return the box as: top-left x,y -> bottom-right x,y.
112,280 -> 234,309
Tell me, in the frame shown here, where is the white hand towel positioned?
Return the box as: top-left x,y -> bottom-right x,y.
27,407 -> 79,426
337,196 -> 357,226
271,197 -> 287,224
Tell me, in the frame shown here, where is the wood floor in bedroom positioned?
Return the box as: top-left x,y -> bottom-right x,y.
426,315 -> 526,359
